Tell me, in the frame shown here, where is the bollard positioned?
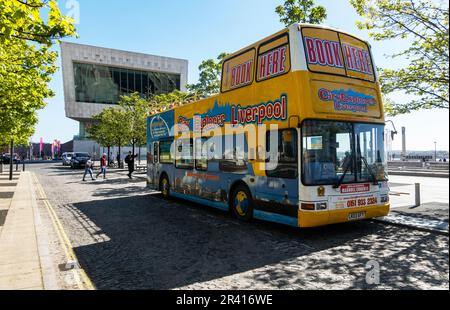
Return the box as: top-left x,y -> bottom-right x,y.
23,161 -> 25,172
415,183 -> 421,207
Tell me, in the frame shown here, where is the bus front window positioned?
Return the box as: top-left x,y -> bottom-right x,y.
302,120 -> 355,185
302,120 -> 388,186
355,123 -> 387,182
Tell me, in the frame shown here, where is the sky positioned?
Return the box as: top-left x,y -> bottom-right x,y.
32,0 -> 449,151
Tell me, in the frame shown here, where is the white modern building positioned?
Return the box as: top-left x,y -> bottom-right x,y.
60,42 -> 188,156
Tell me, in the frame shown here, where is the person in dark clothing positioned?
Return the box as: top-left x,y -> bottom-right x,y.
125,151 -> 138,179
116,153 -> 121,169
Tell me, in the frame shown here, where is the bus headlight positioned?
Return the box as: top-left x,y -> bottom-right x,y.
316,202 -> 328,210
381,194 -> 389,203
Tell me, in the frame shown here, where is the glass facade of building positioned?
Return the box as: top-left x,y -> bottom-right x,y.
73,62 -> 181,104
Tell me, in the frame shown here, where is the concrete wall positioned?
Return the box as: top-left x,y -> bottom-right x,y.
61,42 -> 189,121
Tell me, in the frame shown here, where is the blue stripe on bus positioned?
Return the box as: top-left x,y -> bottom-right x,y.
254,210 -> 298,227
170,192 -> 229,212
170,192 -> 298,227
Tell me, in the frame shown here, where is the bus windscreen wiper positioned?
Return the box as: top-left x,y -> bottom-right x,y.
333,155 -> 353,189
359,155 -> 379,185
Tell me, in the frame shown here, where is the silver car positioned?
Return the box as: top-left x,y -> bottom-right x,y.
62,152 -> 74,166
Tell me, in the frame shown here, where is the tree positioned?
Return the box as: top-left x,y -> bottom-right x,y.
87,114 -> 116,165
148,90 -> 200,114
350,0 -> 449,115
0,0 -> 76,178
118,93 -> 148,156
275,0 -> 327,26
0,0 -> 75,45
187,53 -> 229,97
88,108 -> 130,167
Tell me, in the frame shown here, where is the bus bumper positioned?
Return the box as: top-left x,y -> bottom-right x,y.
298,204 -> 390,228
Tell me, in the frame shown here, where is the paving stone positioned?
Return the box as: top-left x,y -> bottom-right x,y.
27,163 -> 449,290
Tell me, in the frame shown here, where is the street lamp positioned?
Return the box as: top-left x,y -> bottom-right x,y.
434,142 -> 437,162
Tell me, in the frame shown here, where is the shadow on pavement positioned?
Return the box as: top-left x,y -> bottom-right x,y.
67,193 -> 448,290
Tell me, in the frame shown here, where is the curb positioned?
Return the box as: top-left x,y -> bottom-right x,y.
372,216 -> 449,236
388,171 -> 449,178
32,173 -> 96,290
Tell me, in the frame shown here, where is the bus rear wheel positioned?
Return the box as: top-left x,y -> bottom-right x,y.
231,185 -> 253,221
159,175 -> 170,199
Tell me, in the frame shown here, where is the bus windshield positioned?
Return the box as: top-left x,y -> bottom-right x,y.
302,120 -> 387,186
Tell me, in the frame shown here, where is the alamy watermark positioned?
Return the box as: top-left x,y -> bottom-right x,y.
65,0 -> 80,25
365,260 -> 380,285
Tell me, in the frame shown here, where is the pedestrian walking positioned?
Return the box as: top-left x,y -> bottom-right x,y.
82,158 -> 95,181
125,151 -> 138,179
116,153 -> 121,169
96,153 -> 108,180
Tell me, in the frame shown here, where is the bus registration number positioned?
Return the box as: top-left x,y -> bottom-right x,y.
348,211 -> 367,221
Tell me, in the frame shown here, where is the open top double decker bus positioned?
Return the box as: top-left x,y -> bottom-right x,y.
146,23 -> 390,228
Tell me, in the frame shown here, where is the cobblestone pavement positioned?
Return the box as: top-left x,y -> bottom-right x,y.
29,163 -> 449,290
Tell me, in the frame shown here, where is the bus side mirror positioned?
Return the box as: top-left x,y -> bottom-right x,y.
391,131 -> 397,141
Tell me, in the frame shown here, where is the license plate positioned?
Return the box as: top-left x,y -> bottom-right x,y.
348,211 -> 366,221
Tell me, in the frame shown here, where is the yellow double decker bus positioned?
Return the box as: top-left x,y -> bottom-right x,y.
147,24 -> 390,228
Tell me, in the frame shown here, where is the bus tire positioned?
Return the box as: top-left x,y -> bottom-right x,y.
159,174 -> 170,199
230,184 -> 254,221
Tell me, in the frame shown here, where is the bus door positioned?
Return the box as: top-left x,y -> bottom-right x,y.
261,129 -> 299,210
150,141 -> 159,188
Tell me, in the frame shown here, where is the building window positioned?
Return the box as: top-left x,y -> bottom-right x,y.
73,62 -> 181,104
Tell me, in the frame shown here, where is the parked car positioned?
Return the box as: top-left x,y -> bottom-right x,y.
70,152 -> 91,169
62,152 -> 74,166
1,153 -> 19,164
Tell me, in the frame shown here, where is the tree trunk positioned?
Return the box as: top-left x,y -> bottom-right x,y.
9,139 -> 14,181
118,139 -> 122,169
138,145 -> 141,165
107,146 -> 111,167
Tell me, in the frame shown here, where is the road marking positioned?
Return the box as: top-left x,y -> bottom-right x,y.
31,172 -> 95,290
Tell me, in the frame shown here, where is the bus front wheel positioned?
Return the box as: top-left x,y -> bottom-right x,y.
159,175 -> 170,199
231,185 -> 253,221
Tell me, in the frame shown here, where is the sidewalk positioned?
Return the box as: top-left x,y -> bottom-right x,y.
375,176 -> 449,234
375,203 -> 449,235
0,171 -> 49,289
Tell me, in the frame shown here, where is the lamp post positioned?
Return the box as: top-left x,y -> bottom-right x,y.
434,142 -> 437,162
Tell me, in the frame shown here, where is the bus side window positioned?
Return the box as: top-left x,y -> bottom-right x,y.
159,139 -> 174,164
266,129 -> 298,179
219,134 -> 248,173
195,138 -> 208,171
175,139 -> 194,169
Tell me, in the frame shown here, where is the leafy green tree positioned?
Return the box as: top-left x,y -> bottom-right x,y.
0,0 -> 75,45
0,0 -> 76,177
88,108 -> 130,167
275,0 -> 327,26
187,53 -> 229,97
118,93 -> 149,156
148,90 -> 200,114
350,0 -> 449,115
87,114 -> 116,165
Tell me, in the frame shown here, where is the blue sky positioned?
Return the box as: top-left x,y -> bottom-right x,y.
33,0 -> 449,151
